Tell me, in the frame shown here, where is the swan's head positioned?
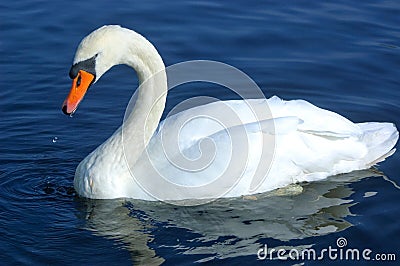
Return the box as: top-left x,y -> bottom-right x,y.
62,25 -> 132,115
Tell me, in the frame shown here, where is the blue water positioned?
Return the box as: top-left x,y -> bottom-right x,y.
1,0 -> 399,265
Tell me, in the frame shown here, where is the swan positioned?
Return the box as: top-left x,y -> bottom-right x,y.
62,25 -> 398,201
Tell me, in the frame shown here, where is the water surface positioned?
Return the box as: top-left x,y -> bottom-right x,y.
1,0 -> 399,265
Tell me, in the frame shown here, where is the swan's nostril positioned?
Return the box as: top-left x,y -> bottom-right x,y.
62,105 -> 69,115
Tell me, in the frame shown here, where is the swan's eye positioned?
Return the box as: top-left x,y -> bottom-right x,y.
76,75 -> 81,87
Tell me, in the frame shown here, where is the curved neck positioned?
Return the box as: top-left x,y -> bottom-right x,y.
118,31 -> 167,167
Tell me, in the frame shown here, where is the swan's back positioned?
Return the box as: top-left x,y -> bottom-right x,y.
132,96 -> 398,199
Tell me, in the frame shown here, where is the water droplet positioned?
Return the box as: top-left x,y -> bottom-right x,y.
52,137 -> 58,143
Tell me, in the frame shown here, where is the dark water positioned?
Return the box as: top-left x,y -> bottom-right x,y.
1,0 -> 399,265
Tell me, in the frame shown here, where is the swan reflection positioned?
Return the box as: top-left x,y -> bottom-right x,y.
75,169 -> 382,263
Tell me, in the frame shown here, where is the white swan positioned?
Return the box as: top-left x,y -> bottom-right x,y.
62,25 -> 398,201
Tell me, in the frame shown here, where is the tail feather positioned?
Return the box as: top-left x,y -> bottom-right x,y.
358,122 -> 399,167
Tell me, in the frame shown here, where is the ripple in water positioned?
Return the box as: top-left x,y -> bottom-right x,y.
0,164 -> 75,205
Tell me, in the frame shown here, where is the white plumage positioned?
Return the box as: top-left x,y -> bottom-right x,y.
64,26 -> 398,200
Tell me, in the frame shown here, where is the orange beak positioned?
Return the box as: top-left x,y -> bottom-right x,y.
62,70 -> 95,115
